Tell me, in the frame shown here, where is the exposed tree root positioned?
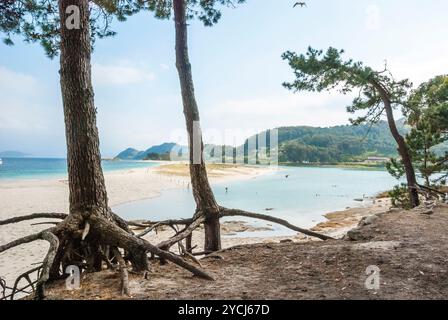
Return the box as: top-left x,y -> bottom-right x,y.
8,266 -> 41,300
112,247 -> 130,296
157,215 -> 205,250
0,276 -> 7,299
415,184 -> 447,201
130,218 -> 193,229
35,232 -> 59,300
2,281 -> 35,300
0,213 -> 67,225
178,241 -> 203,268
0,210 -> 215,300
88,214 -> 214,280
136,221 -> 164,238
219,207 -> 335,241
0,204 -> 333,299
0,231 -> 49,253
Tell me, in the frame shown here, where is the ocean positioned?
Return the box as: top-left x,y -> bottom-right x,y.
0,158 -> 398,236
0,157 -> 160,180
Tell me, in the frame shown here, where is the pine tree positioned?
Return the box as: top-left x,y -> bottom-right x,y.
283,47 -> 420,207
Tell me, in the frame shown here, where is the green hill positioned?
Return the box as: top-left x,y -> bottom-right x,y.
115,120 -> 447,165
115,143 -> 188,160
275,121 -> 402,163
237,120 -> 408,165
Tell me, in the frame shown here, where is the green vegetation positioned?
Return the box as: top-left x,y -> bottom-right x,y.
117,121 -> 410,166
388,75 -> 448,188
282,47 -> 423,207
143,152 -> 172,161
275,121 -> 401,164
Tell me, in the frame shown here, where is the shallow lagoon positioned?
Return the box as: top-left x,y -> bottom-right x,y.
114,166 -> 397,237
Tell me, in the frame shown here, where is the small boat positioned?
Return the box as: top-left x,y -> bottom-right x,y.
0,158 -> 2,165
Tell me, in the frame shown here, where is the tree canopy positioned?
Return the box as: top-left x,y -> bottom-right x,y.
282,46 -> 421,207
388,75 -> 448,186
0,0 -> 245,58
282,47 -> 412,125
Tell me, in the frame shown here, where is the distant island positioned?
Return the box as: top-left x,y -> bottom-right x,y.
115,143 -> 188,161
0,151 -> 30,158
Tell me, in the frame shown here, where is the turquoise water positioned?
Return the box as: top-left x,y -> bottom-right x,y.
0,158 -> 160,180
114,166 -> 398,237
0,159 -> 398,236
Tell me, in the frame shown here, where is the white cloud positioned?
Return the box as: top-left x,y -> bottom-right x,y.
202,92 -> 354,145
0,66 -> 39,95
388,57 -> 448,87
209,92 -> 351,125
0,66 -> 65,155
160,63 -> 170,70
93,62 -> 155,86
0,66 -> 44,132
374,38 -> 448,86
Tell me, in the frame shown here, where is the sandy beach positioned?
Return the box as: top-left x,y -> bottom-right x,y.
0,163 -> 272,286
0,163 -> 389,292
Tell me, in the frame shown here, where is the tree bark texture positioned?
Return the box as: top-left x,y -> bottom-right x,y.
372,81 -> 420,208
173,0 -> 221,251
59,0 -> 109,216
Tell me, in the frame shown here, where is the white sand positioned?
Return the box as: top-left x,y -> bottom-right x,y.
0,164 -> 272,288
0,163 -> 384,293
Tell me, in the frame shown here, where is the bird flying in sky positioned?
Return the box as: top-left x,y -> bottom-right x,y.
294,2 -> 307,8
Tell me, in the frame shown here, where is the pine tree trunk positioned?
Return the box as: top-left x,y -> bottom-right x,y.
58,0 -> 110,217
2,3 -> 217,293
369,80 -> 420,208
382,94 -> 420,208
55,0 -> 116,274
173,0 -> 221,252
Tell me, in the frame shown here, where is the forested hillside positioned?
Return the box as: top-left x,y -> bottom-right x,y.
116,121 -> 410,164
274,121 -> 404,163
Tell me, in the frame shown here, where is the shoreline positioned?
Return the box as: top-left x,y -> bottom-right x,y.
0,163 -> 390,291
0,163 -> 274,287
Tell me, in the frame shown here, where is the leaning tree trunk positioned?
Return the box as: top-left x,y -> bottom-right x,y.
173,0 -> 222,252
374,83 -> 420,208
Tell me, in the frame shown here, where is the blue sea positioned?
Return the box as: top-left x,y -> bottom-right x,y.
0,158 -> 398,235
0,157 -> 160,180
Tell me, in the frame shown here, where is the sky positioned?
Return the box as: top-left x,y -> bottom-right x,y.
0,0 -> 447,157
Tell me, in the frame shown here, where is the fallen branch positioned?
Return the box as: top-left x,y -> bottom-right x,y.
0,213 -> 67,226
219,207 -> 334,241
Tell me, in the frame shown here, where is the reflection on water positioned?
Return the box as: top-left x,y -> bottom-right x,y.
114,166 -> 397,237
